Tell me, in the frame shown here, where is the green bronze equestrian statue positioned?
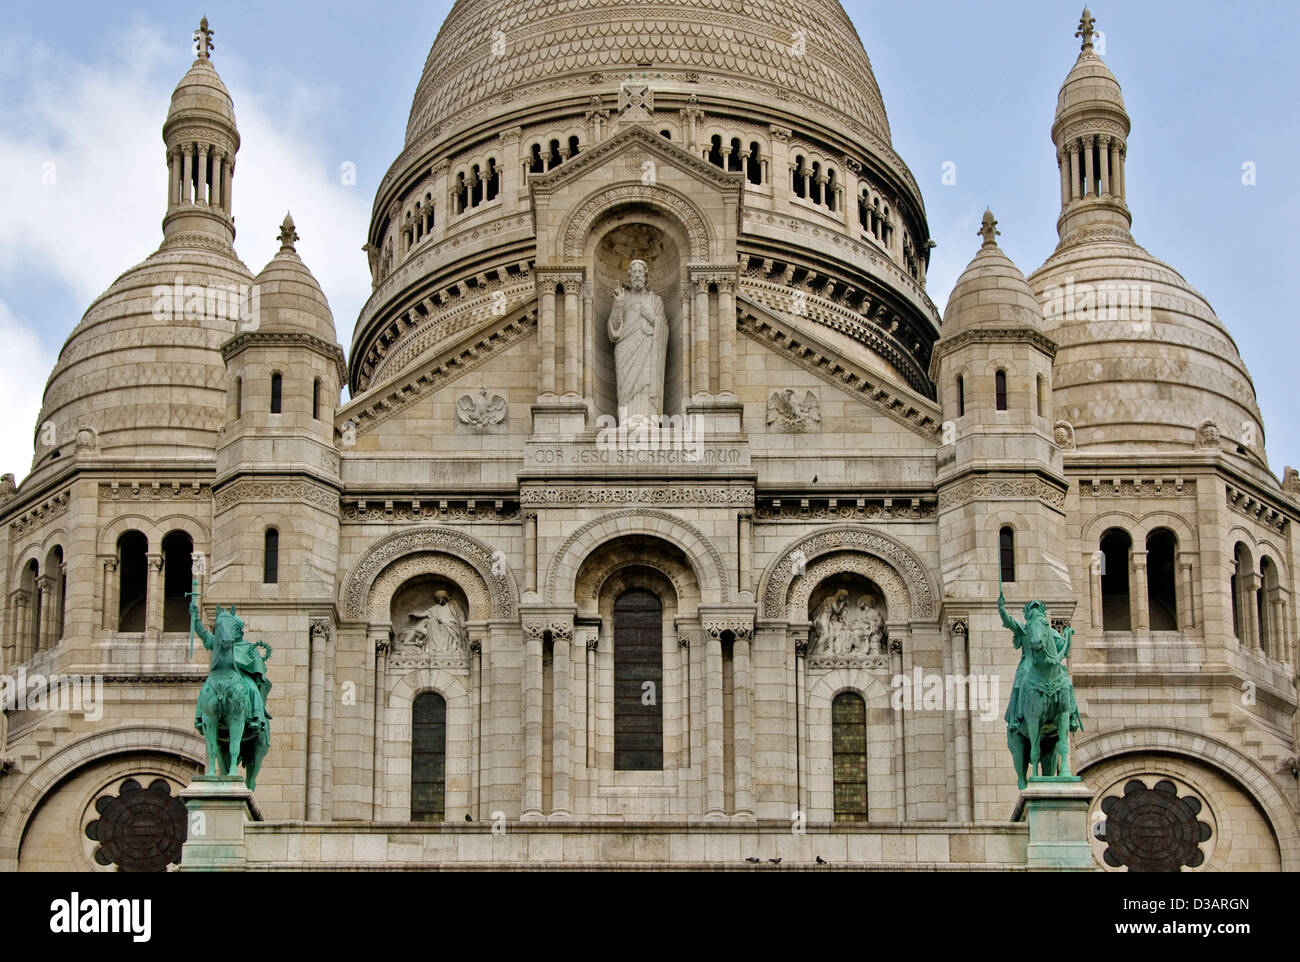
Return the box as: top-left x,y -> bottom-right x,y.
189,599 -> 273,790
999,587 -> 1082,790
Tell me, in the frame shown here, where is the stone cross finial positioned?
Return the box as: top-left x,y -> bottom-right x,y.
978,209 -> 1000,248
1075,8 -> 1096,52
194,16 -> 215,60
277,212 -> 299,252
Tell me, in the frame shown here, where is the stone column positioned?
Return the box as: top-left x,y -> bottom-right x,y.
181,144 -> 192,203
582,280 -> 594,402
522,625 -> 544,819
523,512 -> 538,593
36,574 -> 55,650
306,619 -> 331,822
169,148 -> 181,207
1116,145 -> 1126,201
551,629 -> 572,817
223,158 -> 233,211
692,276 -> 710,397
211,148 -> 223,208
1130,550 -> 1149,633
717,275 -> 736,396
102,558 -> 118,631
949,619 -> 973,822
1099,136 -> 1111,197
497,127 -> 522,205
679,288 -> 692,403
1241,572 -> 1262,650
538,279 -> 557,397
562,278 -> 580,396
371,633 -> 389,819
145,553 -> 164,641
1089,555 -> 1104,630
10,592 -> 29,662
1057,148 -> 1070,207
196,144 -> 209,204
704,628 -> 725,817
737,512 -> 753,598
1082,136 -> 1095,196
1178,559 -> 1195,628
1068,143 -> 1081,200
732,629 -> 755,819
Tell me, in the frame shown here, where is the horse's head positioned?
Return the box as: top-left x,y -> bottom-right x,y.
212,606 -> 245,646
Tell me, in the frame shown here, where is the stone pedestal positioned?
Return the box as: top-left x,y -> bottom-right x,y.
684,397 -> 743,434
530,399 -> 589,437
178,775 -> 262,871
1012,775 -> 1096,870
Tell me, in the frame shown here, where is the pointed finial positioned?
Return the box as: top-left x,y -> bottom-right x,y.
978,209 -> 1000,248
277,212 -> 299,252
194,16 -> 215,60
1075,8 -> 1096,52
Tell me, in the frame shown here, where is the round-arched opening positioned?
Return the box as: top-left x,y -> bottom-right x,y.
1099,528 -> 1132,631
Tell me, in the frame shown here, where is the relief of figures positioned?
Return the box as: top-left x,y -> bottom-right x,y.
809,584 -> 887,657
395,589 -> 469,653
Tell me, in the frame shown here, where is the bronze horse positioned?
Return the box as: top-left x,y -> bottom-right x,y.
190,603 -> 272,789
999,592 -> 1082,790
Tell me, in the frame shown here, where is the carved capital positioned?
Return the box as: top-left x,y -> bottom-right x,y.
309,618 -> 333,643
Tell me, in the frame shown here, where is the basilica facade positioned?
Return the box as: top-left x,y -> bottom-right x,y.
2,3 -> 1296,870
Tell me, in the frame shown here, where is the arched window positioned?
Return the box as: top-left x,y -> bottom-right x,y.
809,162 -> 823,205
1259,557 -> 1277,657
263,528 -> 279,585
1036,374 -> 1045,418
20,559 -> 39,657
728,137 -> 743,172
529,143 -> 544,174
956,375 -> 965,417
547,139 -> 562,170
659,129 -> 671,140
234,376 -> 242,418
999,527 -> 1016,583
312,378 -> 321,420
995,369 -> 1008,411
825,169 -> 837,212
1230,543 -> 1245,640
746,141 -> 762,185
1146,529 -> 1178,630
708,134 -> 725,169
49,545 -> 66,643
117,531 -> 149,632
792,156 -> 807,198
832,691 -> 868,821
270,373 -> 282,414
161,530 -> 194,633
1100,528 -> 1132,631
613,589 -> 663,771
567,135 -> 580,159
411,691 -> 447,822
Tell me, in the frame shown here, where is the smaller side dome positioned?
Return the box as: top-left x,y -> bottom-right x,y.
942,211 -> 1045,335
250,214 -> 338,342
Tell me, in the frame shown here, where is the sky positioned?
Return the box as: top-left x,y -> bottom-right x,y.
0,0 -> 1296,481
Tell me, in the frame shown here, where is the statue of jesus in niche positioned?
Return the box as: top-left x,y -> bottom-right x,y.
606,259 -> 669,421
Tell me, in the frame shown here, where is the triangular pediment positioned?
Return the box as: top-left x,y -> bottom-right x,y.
528,123 -> 745,199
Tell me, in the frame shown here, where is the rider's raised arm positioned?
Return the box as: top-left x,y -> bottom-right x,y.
190,605 -> 215,648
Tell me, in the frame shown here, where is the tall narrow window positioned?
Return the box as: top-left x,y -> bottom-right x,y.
1146,529 -> 1178,630
746,141 -> 762,185
411,691 -> 447,821
270,373 -> 282,414
613,589 -> 663,771
234,376 -> 242,417
312,378 -> 321,420
995,369 -> 1008,411
263,528 -> 279,585
1258,558 -> 1274,657
956,375 -> 965,417
1036,374 -> 1045,417
117,531 -> 149,632
832,692 -> 868,821
1100,528 -> 1132,630
999,526 -> 1016,583
161,530 -> 194,632
1230,544 -> 1242,640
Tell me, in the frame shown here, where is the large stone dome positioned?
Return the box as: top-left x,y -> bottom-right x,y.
405,0 -> 891,151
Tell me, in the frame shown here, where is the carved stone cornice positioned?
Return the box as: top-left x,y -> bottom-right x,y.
1226,483 -> 1289,534
699,605 -> 755,641
342,497 -> 519,522
214,479 -> 339,514
99,481 -> 209,502
520,486 -> 753,507
937,478 -> 1067,512
222,330 -> 347,384
8,489 -> 70,536
930,327 -> 1059,370
1079,477 -> 1191,499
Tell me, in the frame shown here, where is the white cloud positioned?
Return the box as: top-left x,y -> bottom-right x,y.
0,21 -> 372,481
0,299 -> 55,479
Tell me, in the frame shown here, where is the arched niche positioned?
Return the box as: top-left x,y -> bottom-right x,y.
388,573 -> 473,651
366,551 -> 490,626
590,219 -> 686,417
807,571 -> 889,658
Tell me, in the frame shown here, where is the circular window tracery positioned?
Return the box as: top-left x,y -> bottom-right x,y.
84,777 -> 188,872
1092,777 -> 1213,872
